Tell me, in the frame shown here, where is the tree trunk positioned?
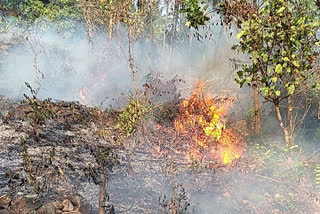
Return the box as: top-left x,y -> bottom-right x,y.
162,0 -> 169,49
287,95 -> 294,140
98,172 -> 107,214
253,74 -> 261,135
275,103 -> 293,145
108,15 -> 114,39
169,0 -> 180,57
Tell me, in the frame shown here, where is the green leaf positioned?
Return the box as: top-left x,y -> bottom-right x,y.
272,77 -> 278,82
283,57 -> 289,62
281,50 -> 287,56
237,70 -> 243,78
246,76 -> 253,83
294,40 -> 301,47
277,7 -> 285,14
252,51 -> 258,60
292,61 -> 300,67
262,53 -> 268,62
236,30 -> 247,39
275,90 -> 281,96
267,68 -> 272,73
275,64 -> 283,74
288,84 -> 295,95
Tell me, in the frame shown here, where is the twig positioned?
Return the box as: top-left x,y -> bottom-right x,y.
255,174 -> 283,184
305,148 -> 320,166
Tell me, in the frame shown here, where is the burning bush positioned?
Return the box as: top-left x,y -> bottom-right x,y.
174,81 -> 246,165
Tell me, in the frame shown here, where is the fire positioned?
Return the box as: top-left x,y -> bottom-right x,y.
79,87 -> 89,102
78,68 -> 108,103
174,81 -> 245,165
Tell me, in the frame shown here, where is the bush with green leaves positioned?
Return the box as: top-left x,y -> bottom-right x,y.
116,94 -> 152,138
180,0 -> 210,29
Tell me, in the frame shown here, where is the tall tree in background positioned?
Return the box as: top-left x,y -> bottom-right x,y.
169,0 -> 181,57
223,0 -> 320,144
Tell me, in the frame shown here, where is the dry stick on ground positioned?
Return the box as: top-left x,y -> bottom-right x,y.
305,148 -> 320,166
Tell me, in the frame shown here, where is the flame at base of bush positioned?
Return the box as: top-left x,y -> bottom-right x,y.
174,81 -> 246,165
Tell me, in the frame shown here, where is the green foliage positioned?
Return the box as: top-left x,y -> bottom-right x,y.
243,136 -> 319,213
254,142 -> 299,163
94,146 -> 119,173
159,184 -> 191,214
1,0 -> 83,35
18,0 -> 82,23
314,163 -> 320,189
23,96 -> 56,126
116,94 -> 151,138
86,146 -> 119,185
232,0 -> 320,100
253,141 -> 306,180
23,83 -> 57,141
180,0 -> 210,29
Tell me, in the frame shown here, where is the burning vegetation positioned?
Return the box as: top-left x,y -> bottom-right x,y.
173,81 -> 245,165
0,0 -> 320,214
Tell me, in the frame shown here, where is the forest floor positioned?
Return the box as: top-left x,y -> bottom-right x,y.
0,95 -> 320,214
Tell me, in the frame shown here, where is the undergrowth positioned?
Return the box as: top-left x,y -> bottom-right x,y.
23,82 -> 57,141
116,93 -> 151,139
244,135 -> 318,213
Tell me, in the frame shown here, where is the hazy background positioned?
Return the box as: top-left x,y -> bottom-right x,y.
0,17 -> 248,108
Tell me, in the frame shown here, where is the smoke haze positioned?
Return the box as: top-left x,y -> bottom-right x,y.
0,18 -> 243,108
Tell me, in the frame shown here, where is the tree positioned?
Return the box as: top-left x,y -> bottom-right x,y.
181,0 -> 262,135
182,0 -> 320,144
228,0 -> 320,144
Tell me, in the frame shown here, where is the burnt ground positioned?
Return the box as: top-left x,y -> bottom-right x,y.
1,96 -> 320,214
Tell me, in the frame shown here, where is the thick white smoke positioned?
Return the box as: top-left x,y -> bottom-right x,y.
0,17 -> 244,108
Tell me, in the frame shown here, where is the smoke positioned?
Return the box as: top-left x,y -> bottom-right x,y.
1,16 -> 319,214
0,16 -> 244,108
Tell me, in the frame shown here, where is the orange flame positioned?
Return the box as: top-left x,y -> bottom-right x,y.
78,69 -> 108,103
174,81 -> 245,165
79,87 -> 89,102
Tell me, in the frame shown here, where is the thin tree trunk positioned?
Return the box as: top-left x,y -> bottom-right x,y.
253,74 -> 261,135
251,0 -> 261,135
98,172 -> 107,214
163,0 -> 169,49
287,95 -> 294,141
275,103 -> 292,145
169,0 -> 180,57
108,16 -> 114,39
